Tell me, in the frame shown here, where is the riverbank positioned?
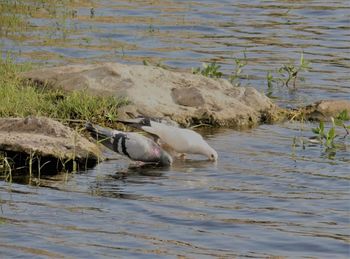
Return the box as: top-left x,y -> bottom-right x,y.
0,56 -> 128,127
0,57 -> 127,177
1,58 -> 349,177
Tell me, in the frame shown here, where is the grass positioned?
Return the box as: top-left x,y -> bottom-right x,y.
0,0 -> 87,41
290,110 -> 350,160
229,52 -> 248,87
0,152 -> 12,182
0,54 -> 129,181
191,52 -> 248,85
267,52 -> 311,92
191,52 -> 310,93
192,62 -> 223,78
0,54 -> 129,125
311,110 -> 350,148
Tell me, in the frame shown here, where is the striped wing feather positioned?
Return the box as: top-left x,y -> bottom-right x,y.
121,133 -> 159,162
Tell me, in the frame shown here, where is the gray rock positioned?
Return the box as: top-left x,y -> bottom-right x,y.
293,99 -> 350,121
0,117 -> 102,172
22,62 -> 281,128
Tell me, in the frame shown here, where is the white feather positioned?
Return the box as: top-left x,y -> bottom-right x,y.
141,121 -> 218,160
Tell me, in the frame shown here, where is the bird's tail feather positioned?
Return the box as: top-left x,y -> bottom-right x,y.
118,116 -> 178,128
85,122 -> 114,141
116,118 -> 148,129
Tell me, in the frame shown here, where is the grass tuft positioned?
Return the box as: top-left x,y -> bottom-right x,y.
0,54 -> 129,125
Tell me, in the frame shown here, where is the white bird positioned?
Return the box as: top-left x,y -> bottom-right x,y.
85,122 -> 173,166
117,117 -> 218,161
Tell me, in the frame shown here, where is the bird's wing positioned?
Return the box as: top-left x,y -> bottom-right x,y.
117,132 -> 161,162
116,117 -> 214,157
86,122 -> 167,163
141,122 -> 196,153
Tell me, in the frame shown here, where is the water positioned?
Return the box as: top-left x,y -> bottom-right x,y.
1,0 -> 349,258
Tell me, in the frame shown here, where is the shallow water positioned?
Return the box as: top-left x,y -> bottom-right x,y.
1,0 -> 350,258
1,123 -> 349,258
1,0 -> 349,105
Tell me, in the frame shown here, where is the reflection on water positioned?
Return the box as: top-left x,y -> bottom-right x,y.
1,0 -> 350,257
1,123 -> 349,257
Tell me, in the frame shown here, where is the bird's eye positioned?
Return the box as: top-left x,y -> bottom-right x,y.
211,154 -> 214,158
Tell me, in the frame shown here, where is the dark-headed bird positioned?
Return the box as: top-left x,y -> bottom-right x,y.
85,122 -> 173,166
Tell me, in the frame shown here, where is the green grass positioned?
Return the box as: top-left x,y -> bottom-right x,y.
0,54 -> 129,125
0,54 -> 129,179
267,52 -> 311,91
192,62 -> 223,78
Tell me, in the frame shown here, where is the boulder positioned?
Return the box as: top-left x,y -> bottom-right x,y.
292,99 -> 350,121
22,62 -> 282,128
0,117 -> 102,172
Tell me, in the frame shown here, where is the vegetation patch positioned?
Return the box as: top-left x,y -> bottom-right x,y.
0,54 -> 128,179
291,110 -> 350,160
192,62 -> 223,78
0,54 -> 129,126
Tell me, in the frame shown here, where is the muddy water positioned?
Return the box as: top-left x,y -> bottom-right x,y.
1,0 -> 350,258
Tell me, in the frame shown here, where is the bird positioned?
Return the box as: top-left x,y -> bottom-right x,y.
117,117 -> 218,161
85,122 -> 173,166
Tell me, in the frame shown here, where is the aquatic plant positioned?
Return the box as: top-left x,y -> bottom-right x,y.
148,24 -> 156,33
311,110 -> 349,149
334,109 -> 350,135
312,121 -> 336,148
229,52 -> 248,87
0,152 -> 13,183
192,53 -> 248,86
267,53 -> 311,91
192,62 -> 223,78
292,110 -> 349,160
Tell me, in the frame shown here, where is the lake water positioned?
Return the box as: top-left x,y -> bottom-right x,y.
1,0 -> 349,258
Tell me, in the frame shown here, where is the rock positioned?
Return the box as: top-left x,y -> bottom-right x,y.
294,99 -> 350,121
0,117 -> 102,172
22,62 -> 282,128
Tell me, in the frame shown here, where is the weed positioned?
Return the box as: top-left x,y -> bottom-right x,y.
148,24 -> 155,33
229,52 -> 248,86
311,110 -> 349,150
292,110 -> 349,160
334,110 -> 350,135
312,121 -> 336,148
82,37 -> 91,44
192,62 -> 223,78
266,71 -> 280,97
0,53 -> 129,124
192,54 -> 247,85
267,53 -> 311,92
90,7 -> 95,18
0,152 -> 13,183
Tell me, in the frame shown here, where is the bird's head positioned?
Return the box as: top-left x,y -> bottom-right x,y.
159,149 -> 173,166
208,148 -> 218,161
201,145 -> 218,161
